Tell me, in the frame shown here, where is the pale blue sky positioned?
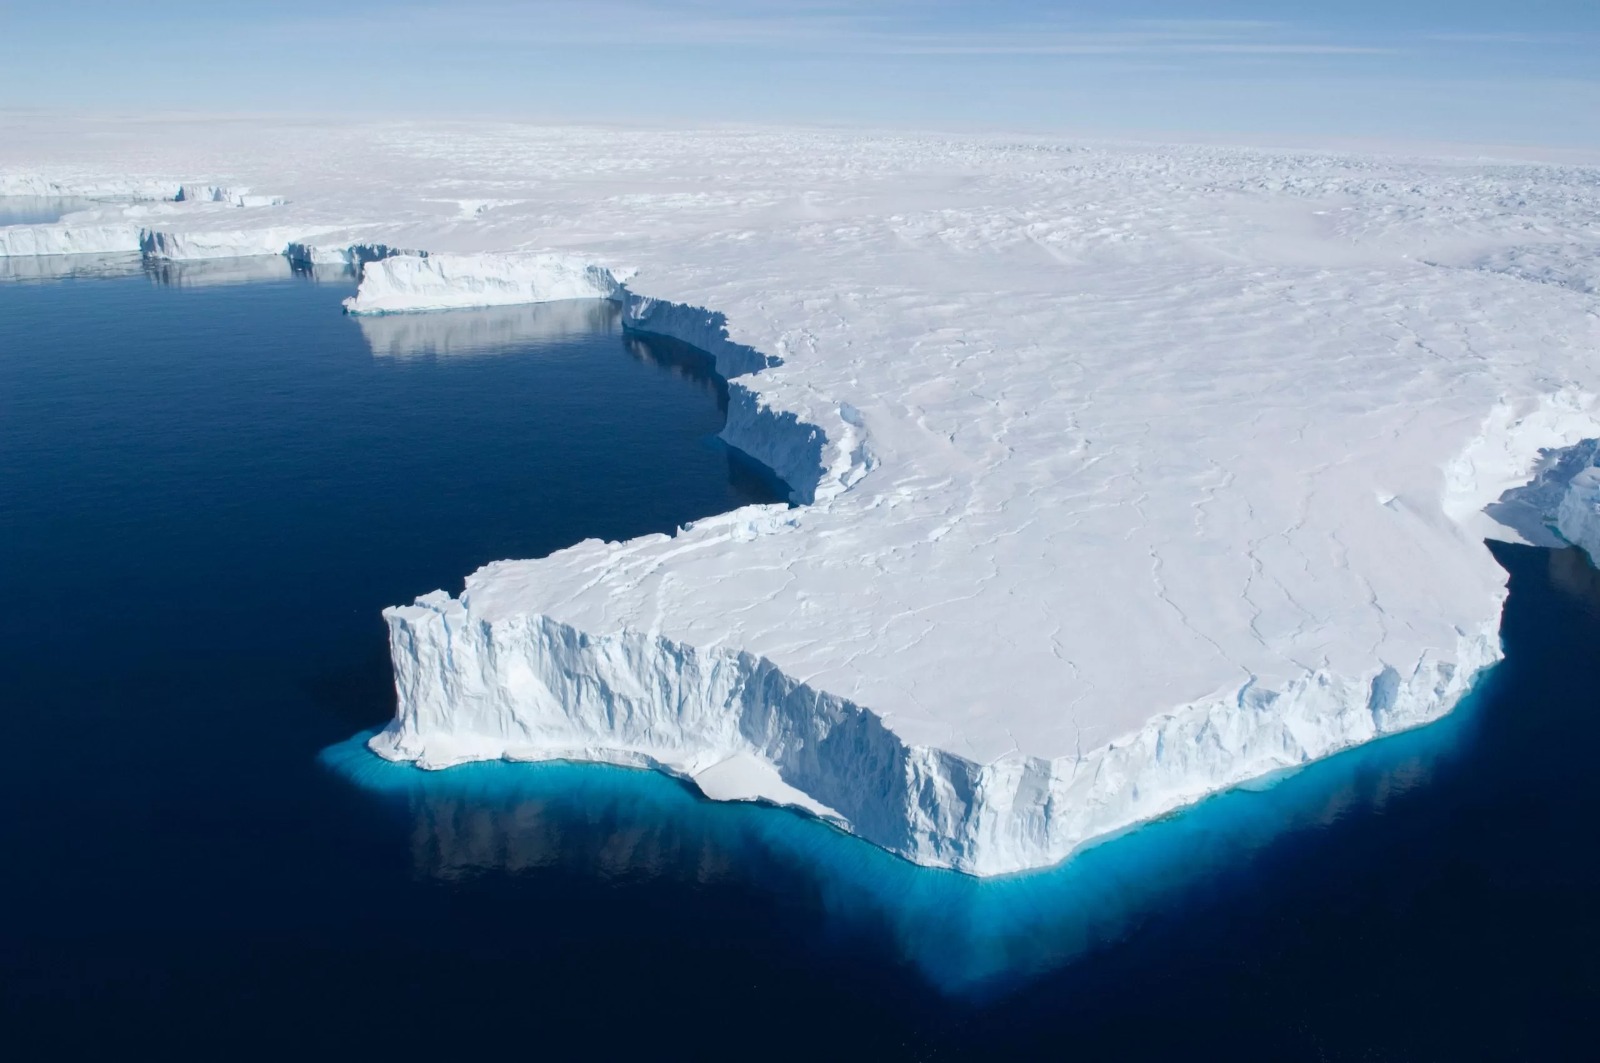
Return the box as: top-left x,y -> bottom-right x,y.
2,1 -> 1597,146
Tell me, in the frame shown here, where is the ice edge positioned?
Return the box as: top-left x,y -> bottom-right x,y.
352,250 -> 1501,878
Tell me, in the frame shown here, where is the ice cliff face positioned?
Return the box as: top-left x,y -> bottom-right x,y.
173,184 -> 286,208
375,578 -> 1495,877
0,222 -> 143,256
616,292 -> 868,505
139,225 -> 344,261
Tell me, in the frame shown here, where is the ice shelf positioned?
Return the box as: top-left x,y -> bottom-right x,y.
6,116 -> 1597,874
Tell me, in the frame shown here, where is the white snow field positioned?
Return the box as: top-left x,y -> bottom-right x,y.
6,116 -> 1598,875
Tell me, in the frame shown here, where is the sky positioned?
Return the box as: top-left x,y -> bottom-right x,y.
2,1 -> 1597,148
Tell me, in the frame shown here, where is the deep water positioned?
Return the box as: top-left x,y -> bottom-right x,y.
3,266 -> 1598,1061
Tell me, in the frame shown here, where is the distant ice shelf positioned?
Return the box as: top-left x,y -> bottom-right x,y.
6,118 -> 1599,874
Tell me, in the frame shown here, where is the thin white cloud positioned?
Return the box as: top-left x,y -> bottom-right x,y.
259,2 -> 1396,59
1424,32 -> 1587,46
887,39 -> 1398,57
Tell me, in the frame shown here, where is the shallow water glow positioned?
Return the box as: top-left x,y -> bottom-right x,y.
323,669 -> 1488,999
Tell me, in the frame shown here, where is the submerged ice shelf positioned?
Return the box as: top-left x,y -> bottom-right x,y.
324,665 -> 1489,995
7,118 -> 1598,875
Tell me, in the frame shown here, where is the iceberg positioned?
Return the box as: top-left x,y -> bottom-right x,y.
342,252 -> 625,314
7,118 -> 1599,875
173,183 -> 287,208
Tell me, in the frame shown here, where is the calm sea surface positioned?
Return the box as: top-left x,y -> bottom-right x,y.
2,259 -> 1597,1060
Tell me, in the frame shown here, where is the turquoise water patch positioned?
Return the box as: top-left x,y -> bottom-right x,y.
324,679 -> 1488,998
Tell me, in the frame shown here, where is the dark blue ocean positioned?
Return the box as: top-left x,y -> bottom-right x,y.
3,254 -> 1598,1060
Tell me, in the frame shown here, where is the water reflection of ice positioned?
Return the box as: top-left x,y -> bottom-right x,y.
0,252 -> 307,287
0,252 -> 147,283
143,255 -> 299,287
324,689 -> 1482,998
355,300 -> 620,359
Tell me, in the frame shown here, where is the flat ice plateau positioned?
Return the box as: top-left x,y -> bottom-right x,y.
7,117 -> 1598,875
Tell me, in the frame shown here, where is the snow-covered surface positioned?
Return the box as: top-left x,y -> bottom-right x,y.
6,115 -> 1598,874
